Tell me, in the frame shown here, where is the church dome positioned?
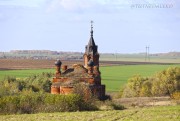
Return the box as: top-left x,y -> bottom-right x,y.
55,59 -> 62,66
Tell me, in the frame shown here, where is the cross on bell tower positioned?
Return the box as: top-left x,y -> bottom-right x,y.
91,20 -> 93,37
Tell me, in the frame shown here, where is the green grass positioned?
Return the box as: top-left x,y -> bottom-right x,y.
1,106 -> 179,121
0,64 -> 180,91
100,64 -> 180,91
0,69 -> 54,80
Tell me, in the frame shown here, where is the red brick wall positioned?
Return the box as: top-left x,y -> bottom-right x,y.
51,86 -> 60,94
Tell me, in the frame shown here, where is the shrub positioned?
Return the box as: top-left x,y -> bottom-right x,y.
0,72 -> 53,97
0,76 -> 22,97
122,67 -> 180,97
0,93 -> 95,114
97,100 -> 124,111
122,75 -> 147,97
73,82 -> 93,101
122,85 -> 137,98
0,93 -> 44,114
140,80 -> 152,97
25,72 -> 53,92
171,91 -> 180,100
72,82 -> 98,111
151,67 -> 180,96
3,76 -> 16,83
111,103 -> 125,110
0,72 -> 100,114
44,94 -> 83,112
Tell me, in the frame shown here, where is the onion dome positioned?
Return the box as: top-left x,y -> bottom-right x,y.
55,59 -> 62,66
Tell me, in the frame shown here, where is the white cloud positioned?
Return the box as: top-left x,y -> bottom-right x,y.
47,0 -> 94,12
47,0 -> 176,13
60,0 -> 92,10
47,0 -> 134,13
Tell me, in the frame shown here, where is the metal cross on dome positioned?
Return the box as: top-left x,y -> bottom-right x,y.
91,20 -> 93,31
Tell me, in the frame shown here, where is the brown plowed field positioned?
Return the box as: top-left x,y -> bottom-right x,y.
0,59 -> 177,70
0,59 -> 83,70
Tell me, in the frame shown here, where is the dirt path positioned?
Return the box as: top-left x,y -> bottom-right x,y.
113,96 -> 177,108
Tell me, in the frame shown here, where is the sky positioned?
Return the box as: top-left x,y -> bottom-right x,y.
0,0 -> 179,53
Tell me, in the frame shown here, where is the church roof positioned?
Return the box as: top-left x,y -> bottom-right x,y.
51,64 -> 91,87
88,36 -> 96,47
85,21 -> 98,55
62,64 -> 89,78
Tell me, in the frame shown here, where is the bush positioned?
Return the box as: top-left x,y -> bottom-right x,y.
0,72 -> 100,114
151,67 -> 180,96
122,75 -> 147,97
140,80 -> 152,97
0,93 -> 97,114
171,91 -> 180,100
122,67 -> 180,97
72,82 -> 98,111
73,82 -> 93,101
0,72 -> 53,97
44,94 -> 83,112
97,100 -> 125,111
0,76 -> 21,97
25,72 -> 53,92
0,93 -> 44,114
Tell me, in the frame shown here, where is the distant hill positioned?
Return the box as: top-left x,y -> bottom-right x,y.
0,50 -> 180,63
0,50 -> 83,60
151,52 -> 180,57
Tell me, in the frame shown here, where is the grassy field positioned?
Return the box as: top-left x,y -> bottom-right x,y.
101,64 -> 180,91
1,105 -> 179,121
0,64 -> 180,91
0,69 -> 53,80
100,54 -> 180,63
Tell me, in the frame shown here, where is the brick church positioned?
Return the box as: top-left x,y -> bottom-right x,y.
51,22 -> 105,99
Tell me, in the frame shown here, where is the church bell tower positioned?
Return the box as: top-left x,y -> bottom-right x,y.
84,21 -> 99,68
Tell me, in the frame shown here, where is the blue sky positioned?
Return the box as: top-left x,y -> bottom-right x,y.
0,0 -> 179,53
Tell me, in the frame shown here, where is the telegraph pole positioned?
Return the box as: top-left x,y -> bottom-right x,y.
145,46 -> 150,62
